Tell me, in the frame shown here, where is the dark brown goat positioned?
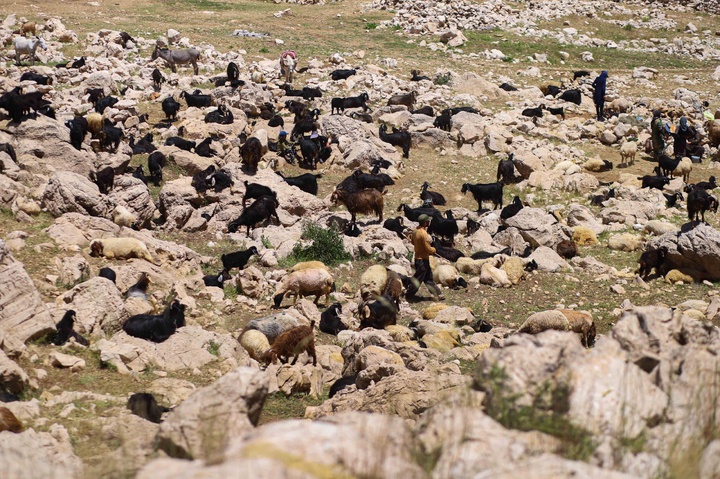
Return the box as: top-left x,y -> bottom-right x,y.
330,188 -> 384,224
387,91 -> 417,109
268,320 -> 317,366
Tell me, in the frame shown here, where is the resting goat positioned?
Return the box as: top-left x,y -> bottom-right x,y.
122,300 -> 186,343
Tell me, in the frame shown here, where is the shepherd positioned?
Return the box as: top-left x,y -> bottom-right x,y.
280,50 -> 297,84
592,70 -> 608,121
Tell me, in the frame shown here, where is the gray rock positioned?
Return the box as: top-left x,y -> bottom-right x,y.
42,171 -> 115,219
648,223 -> 720,280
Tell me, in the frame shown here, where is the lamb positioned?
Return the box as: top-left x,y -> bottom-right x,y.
500,196 -> 524,220
181,89 -> 212,108
433,264 -> 467,289
267,320 -> 317,366
636,248 -> 666,278
19,71 -> 52,85
330,93 -> 371,115
52,310 -> 89,346
496,153 -> 517,185
330,69 -> 357,81
420,181 -> 446,206
619,140 -> 637,166
89,238 -> 156,263
13,36 -> 47,66
378,124 -> 411,158
278,172 -> 321,195
360,265 -> 388,301
0,407 -> 23,433
98,267 -> 117,283
387,91 -> 417,109
227,195 -> 280,235
583,158 -> 613,172
243,312 -> 301,342
203,269 -> 230,288
330,188 -> 384,224
639,175 -> 670,190
383,216 -> 407,239
240,137 -> 262,172
112,205 -> 137,228
501,256 -> 526,285
239,329 -> 274,364
89,166 -> 115,195
556,239 -> 578,259
319,303 -> 347,335
518,309 -> 571,335
273,268 -> 334,307
461,182 -> 503,211
127,393 -> 170,424
558,309 -> 596,347
221,246 -> 259,272
161,96 -> 181,121
358,295 -> 397,330
122,299 -> 186,343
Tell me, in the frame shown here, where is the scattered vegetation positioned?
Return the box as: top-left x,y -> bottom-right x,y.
282,223 -> 351,267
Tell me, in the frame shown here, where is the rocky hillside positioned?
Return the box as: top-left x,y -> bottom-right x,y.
1,2 -> 720,478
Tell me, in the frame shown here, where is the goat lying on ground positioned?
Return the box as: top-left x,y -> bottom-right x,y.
127,393 -> 170,423
123,299 -> 186,343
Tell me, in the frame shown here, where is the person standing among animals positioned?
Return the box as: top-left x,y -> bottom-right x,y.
592,70 -> 608,121
651,110 -> 666,161
406,215 -> 445,301
670,116 -> 696,160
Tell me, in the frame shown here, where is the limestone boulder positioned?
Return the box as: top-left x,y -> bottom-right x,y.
157,367 -> 269,460
647,223 -> 720,280
0,349 -> 30,393
566,204 -> 605,235
504,208 -> 570,249
0,175 -> 29,209
527,246 -> 571,272
0,426 -> 84,479
108,175 -> 156,227
55,277 -> 127,335
236,266 -> 268,299
45,213 -> 121,247
473,454 -> 636,479
148,378 -> 198,405
320,115 -> 372,142
42,171 -> 115,219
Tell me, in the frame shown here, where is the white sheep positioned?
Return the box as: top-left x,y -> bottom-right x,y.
456,257 -> 490,275
112,205 -> 136,228
239,329 -> 273,364
583,157 -> 613,172
273,268 -> 334,308
360,264 -> 387,300
518,310 -> 570,334
433,264 -> 466,288
619,140 -> 637,166
290,261 -> 330,272
500,257 -> 525,285
672,157 -> 692,183
89,237 -> 156,263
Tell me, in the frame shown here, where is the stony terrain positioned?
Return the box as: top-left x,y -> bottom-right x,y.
1,0 -> 720,478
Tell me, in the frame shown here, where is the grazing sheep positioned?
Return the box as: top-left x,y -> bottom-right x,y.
243,312 -> 301,342
267,320 -> 317,366
89,238 -> 156,263
221,246 -> 259,272
98,267 -> 117,283
330,188 -> 384,224
636,248 -> 666,278
85,112 -> 103,137
89,166 -> 114,194
0,407 -> 24,433
671,157 -> 692,183
290,261 -> 330,273
123,299 -> 186,343
461,182 -> 503,211
239,329 -> 274,364
112,205 -> 137,228
558,309 -> 596,347
360,265 -> 388,301
518,309 -> 571,334
358,295 -> 398,330
619,140 -> 637,166
52,310 -> 89,346
227,195 -> 280,235
583,158 -> 613,172
203,269 -> 230,288
273,268 -> 334,308
320,303 -> 347,335
127,393 -> 170,424
434,264 -> 467,289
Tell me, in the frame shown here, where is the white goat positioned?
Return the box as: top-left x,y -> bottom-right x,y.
13,36 -> 47,66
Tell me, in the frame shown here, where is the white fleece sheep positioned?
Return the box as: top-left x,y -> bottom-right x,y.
456,257 -> 490,275
500,256 -> 525,285
479,262 -> 512,287
672,157 -> 692,183
583,158 -> 611,172
273,268 -> 334,307
518,310 -> 570,334
239,329 -> 273,363
433,264 -> 462,287
89,237 -> 155,263
619,140 -> 637,166
360,264 -> 388,300
290,261 -> 330,272
112,205 -> 136,228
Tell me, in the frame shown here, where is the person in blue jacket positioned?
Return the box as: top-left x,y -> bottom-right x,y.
592,70 -> 608,121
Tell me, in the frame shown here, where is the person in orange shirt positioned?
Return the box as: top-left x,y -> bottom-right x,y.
406,214 -> 444,301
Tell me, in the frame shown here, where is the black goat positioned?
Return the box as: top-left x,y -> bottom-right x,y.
664,192 -> 683,208
330,69 -> 356,81
86,88 -> 105,105
98,267 -> 117,283
428,215 -> 458,244
351,170 -> 388,192
471,247 -> 511,260
131,165 -> 148,185
461,182 -> 504,211
52,310 -> 89,346
687,187 -> 718,225
165,136 -> 195,151
227,195 -> 280,235
161,96 -> 181,121
443,107 -> 479,116
118,32 -> 135,48
194,137 -> 216,158
559,89 -> 582,105
412,105 -> 434,116
369,165 -> 395,187
692,176 -> 718,191
89,166 -> 115,194
410,70 -> 431,81
637,248 -> 666,279
331,92 -> 371,115
431,237 -> 463,261
122,300 -> 186,343
191,165 -> 215,194
240,137 -> 262,172
522,105 -> 544,118
396,203 -> 441,222
658,154 -> 681,178
383,216 -> 407,239
282,84 -> 305,97
205,104 -> 233,124
95,96 -> 119,114
434,110 -> 452,131
151,68 -> 165,88
243,181 -> 275,207
130,133 -> 156,155
302,87 -> 322,100
203,269 -> 231,288
573,70 -> 590,80
148,151 -> 166,182
547,106 -> 565,120
181,90 -> 212,108
268,115 -> 284,127
71,56 -> 87,69
499,82 -> 518,91
0,143 -> 17,164
496,153 -> 517,185
473,319 -> 493,332
299,136 -> 322,170
0,89 -> 51,122
320,303 -> 347,335
221,246 -> 259,272
420,181 -> 446,206
329,375 -> 357,398
378,124 -> 411,158
590,187 -> 615,206
639,175 -> 670,190
500,196 -> 524,220
19,72 -> 52,85
344,222 -> 362,237
127,393 -> 169,424
208,168 -> 234,192
65,117 -> 88,151
278,172 -> 321,195
358,295 -> 397,330
291,111 -> 319,139
100,118 -> 123,152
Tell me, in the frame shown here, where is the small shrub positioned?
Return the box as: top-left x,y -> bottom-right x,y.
284,223 -> 351,267
623,23 -> 634,31
259,47 -> 269,53
501,55 -> 515,63
434,72 -> 452,85
261,235 -> 272,249
365,22 -> 378,30
207,341 -> 220,356
223,284 -> 238,301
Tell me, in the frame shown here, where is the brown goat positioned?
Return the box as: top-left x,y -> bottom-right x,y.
330,188 -> 384,224
13,22 -> 37,36
0,407 -> 24,433
268,320 -> 317,366
383,269 -> 404,308
387,91 -> 417,109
